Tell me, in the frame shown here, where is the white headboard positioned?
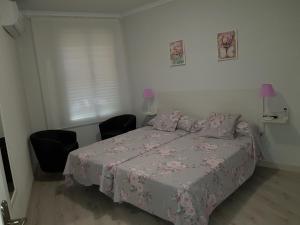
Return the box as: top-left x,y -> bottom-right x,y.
156,89 -> 261,125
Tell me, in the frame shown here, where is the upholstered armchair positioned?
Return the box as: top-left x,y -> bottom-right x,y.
99,114 -> 136,140
30,130 -> 79,173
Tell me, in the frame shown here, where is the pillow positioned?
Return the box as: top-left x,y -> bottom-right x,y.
236,120 -> 251,136
177,115 -> 197,132
152,111 -> 182,132
190,119 -> 206,133
198,113 -> 241,139
144,114 -> 157,126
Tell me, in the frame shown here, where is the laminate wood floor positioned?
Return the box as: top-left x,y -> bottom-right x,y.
26,167 -> 300,225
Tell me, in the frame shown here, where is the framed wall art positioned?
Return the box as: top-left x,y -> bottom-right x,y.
217,30 -> 238,61
170,40 -> 186,66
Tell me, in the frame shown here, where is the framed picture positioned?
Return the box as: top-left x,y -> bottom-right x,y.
217,30 -> 238,61
170,40 -> 186,66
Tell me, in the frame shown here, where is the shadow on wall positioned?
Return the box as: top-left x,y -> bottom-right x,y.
268,124 -> 300,146
266,92 -> 300,146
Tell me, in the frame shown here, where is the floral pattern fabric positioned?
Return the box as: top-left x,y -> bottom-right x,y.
198,113 -> 241,139
152,111 -> 183,132
177,115 -> 197,132
113,129 -> 261,225
190,119 -> 206,133
63,126 -> 187,197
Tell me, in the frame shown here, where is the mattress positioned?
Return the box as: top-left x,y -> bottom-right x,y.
113,132 -> 260,225
63,126 -> 188,197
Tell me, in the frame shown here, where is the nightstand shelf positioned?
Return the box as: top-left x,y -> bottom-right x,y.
262,116 -> 288,124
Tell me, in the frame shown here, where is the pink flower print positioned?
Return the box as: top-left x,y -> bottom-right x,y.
112,136 -> 126,144
205,158 -> 224,168
78,152 -> 94,170
177,189 -> 196,217
206,194 -> 217,215
170,111 -> 181,122
166,161 -> 186,170
210,115 -> 225,128
128,169 -> 148,189
180,192 -> 193,208
150,133 -> 161,138
112,145 -> 128,152
158,146 -> 176,156
158,161 -> 186,174
120,189 -> 128,201
144,143 -> 159,151
185,207 -> 196,216
195,143 -> 218,151
129,172 -> 138,186
106,160 -> 122,173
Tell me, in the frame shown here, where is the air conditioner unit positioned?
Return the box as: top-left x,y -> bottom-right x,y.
0,0 -> 25,39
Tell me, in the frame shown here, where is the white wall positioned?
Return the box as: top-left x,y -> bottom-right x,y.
122,0 -> 300,167
0,26 -> 33,218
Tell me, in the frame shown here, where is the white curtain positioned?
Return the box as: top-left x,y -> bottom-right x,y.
31,17 -> 131,128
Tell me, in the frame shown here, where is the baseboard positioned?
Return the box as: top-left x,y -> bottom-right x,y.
258,161 -> 300,173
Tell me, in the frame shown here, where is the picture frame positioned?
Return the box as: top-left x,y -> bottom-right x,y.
170,40 -> 186,66
217,30 -> 238,61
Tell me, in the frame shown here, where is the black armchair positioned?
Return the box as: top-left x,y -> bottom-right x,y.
99,114 -> 136,140
30,130 -> 79,173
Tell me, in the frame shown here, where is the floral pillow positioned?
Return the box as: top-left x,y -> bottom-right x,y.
190,119 -> 206,133
198,113 -> 241,139
236,120 -> 251,136
152,111 -> 182,132
177,115 -> 197,132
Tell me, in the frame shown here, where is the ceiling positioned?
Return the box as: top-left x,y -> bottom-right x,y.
17,0 -> 161,14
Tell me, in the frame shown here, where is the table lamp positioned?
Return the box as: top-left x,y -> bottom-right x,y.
143,88 -> 155,115
260,84 -> 276,119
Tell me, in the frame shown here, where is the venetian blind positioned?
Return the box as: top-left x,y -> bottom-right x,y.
31,17 -> 131,128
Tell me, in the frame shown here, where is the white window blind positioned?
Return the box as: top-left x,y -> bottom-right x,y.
31,17 -> 131,128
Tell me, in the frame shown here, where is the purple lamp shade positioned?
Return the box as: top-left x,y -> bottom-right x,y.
260,84 -> 276,97
143,88 -> 154,99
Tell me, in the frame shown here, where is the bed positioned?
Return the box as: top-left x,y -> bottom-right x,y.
63,126 -> 188,197
112,128 -> 261,225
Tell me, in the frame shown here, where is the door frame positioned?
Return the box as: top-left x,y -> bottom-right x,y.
0,104 -> 14,212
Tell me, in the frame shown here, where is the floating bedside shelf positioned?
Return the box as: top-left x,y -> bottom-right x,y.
262,116 -> 288,124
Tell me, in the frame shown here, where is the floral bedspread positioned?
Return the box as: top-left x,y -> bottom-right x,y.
63,126 -> 187,197
113,131 -> 261,225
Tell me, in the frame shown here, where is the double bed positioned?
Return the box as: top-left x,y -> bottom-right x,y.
64,112 -> 261,225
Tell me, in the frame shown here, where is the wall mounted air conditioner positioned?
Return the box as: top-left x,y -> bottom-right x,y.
0,0 -> 25,39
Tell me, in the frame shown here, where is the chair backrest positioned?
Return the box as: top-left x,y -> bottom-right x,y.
110,114 -> 135,122
31,130 -> 60,140
102,114 -> 136,127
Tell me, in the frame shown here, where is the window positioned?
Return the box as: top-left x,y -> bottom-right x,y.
31,17 -> 130,128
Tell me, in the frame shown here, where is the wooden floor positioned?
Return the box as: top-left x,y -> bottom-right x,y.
26,167 -> 300,225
